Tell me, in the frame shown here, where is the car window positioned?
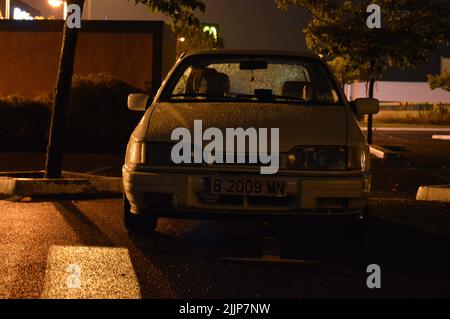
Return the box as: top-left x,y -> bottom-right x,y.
165,56 -> 341,105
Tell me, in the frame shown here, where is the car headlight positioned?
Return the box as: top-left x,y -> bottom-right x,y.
128,141 -> 146,165
286,146 -> 347,170
348,145 -> 370,172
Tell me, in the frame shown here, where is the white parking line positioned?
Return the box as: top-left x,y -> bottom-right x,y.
432,135 -> 450,141
41,245 -> 141,299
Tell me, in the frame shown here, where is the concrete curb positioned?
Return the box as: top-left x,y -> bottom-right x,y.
369,145 -> 400,159
0,171 -> 123,198
416,185 -> 450,203
432,135 -> 450,141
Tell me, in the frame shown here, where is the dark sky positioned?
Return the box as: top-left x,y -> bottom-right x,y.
21,0 -> 310,51
200,0 -> 309,51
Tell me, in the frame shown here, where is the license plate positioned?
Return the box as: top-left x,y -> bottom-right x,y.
204,177 -> 287,197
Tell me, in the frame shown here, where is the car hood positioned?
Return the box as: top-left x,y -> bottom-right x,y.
143,102 -> 348,152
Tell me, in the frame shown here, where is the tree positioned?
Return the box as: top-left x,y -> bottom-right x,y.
328,56 -> 367,88
45,0 -> 85,178
172,21 -> 224,57
428,71 -> 450,92
132,0 -> 205,26
276,0 -> 450,144
45,0 -> 206,178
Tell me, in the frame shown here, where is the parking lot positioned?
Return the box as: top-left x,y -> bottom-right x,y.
0,128 -> 449,299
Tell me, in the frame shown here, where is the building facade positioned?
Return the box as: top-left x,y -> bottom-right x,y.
0,20 -> 176,98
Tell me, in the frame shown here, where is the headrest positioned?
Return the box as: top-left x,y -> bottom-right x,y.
192,68 -> 230,96
282,81 -> 312,100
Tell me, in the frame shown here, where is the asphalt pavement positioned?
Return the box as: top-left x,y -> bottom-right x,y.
0,128 -> 449,299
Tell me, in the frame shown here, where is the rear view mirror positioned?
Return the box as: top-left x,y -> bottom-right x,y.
128,93 -> 152,111
239,60 -> 268,70
351,98 -> 379,116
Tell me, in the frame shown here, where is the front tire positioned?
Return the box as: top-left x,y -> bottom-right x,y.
123,194 -> 158,234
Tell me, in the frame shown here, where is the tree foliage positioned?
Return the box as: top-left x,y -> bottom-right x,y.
45,0 -> 86,178
276,0 -> 450,84
428,71 -> 450,92
132,1 -> 222,56
276,0 -> 449,144
328,56 -> 366,86
131,0 -> 205,26
172,21 -> 224,56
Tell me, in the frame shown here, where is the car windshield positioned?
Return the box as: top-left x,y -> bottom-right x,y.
161,55 -> 342,105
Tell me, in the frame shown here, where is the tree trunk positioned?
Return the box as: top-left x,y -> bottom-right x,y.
45,0 -> 85,178
367,78 -> 375,145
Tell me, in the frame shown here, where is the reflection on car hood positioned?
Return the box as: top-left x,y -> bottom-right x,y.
145,102 -> 348,152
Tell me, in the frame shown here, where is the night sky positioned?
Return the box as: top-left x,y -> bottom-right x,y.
200,0 -> 309,51
21,0 -> 310,51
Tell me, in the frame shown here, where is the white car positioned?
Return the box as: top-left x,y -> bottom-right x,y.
122,50 -> 379,238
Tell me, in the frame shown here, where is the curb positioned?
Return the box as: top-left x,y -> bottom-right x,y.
0,171 -> 123,199
432,135 -> 450,141
369,145 -> 400,159
416,185 -> 450,203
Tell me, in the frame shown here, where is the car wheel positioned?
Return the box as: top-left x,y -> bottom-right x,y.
123,194 -> 158,234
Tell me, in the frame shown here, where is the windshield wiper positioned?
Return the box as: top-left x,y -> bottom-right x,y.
234,94 -> 308,102
273,95 -> 339,105
272,95 -> 306,102
168,93 -> 240,101
166,93 -> 338,105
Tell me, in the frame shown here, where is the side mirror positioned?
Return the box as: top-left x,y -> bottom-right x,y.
351,98 -> 380,116
128,93 -> 152,111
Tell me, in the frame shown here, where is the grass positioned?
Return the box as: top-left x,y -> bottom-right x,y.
358,110 -> 450,128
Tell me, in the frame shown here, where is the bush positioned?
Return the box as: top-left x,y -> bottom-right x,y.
0,74 -> 144,153
67,74 -> 143,152
0,94 -> 51,151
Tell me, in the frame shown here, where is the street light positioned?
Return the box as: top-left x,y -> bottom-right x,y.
48,0 -> 68,19
48,0 -> 64,6
48,0 -> 92,20
4,0 -> 10,19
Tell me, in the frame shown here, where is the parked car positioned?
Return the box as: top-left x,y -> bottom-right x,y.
122,50 -> 379,238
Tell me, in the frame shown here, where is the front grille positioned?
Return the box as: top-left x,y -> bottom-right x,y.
147,142 -> 284,168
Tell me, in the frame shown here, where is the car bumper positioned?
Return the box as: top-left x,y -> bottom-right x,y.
123,166 -> 370,220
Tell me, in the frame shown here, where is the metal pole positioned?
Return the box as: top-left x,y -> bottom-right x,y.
367,78 -> 375,145
63,1 -> 68,19
5,0 -> 10,19
86,0 -> 92,19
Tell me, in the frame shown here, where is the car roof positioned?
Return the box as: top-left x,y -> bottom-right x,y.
182,49 -> 321,60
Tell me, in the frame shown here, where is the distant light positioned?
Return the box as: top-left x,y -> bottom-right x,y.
203,25 -> 218,41
178,37 -> 186,42
48,0 -> 64,7
13,7 -> 33,20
